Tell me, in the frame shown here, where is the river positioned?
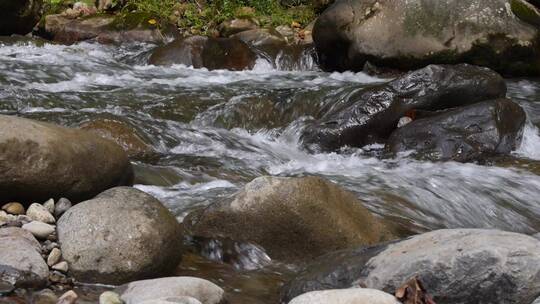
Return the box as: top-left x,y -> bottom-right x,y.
1,37 -> 539,303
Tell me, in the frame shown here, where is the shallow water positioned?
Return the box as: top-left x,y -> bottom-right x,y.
1,38 -> 539,303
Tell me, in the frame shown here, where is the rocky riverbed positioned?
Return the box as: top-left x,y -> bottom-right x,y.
1,0 -> 540,303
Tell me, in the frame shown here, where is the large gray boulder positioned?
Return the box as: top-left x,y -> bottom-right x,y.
184,176 -> 396,262
0,115 -> 133,205
386,98 -> 526,161
0,0 -> 42,36
288,289 -> 400,304
115,277 -> 224,304
0,228 -> 49,288
359,229 -> 540,303
301,64 -> 506,152
314,0 -> 540,75
57,187 -> 183,285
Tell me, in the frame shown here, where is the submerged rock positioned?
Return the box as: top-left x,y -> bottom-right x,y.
184,176 -> 395,262
0,115 -> 133,205
116,277 -> 224,304
148,36 -> 256,71
0,0 -> 42,36
0,227 -> 49,288
314,0 -> 540,76
301,64 -> 506,151
386,99 -> 526,161
57,187 -> 183,285
288,289 -> 400,304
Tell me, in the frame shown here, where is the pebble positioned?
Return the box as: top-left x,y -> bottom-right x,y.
398,116 -> 413,128
17,215 -> 32,224
43,199 -> 55,214
0,210 -> 16,222
57,290 -> 78,304
22,221 -> 56,239
52,261 -> 69,273
47,248 -> 62,267
99,291 -> 124,304
1,202 -> 25,215
42,240 -> 59,253
27,203 -> 56,224
33,289 -> 58,304
49,271 -> 70,284
54,198 -> 72,218
0,280 -> 14,295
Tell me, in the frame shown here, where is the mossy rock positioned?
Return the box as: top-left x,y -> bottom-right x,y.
109,11 -> 159,30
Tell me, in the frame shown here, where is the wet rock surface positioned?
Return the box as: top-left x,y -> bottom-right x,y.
314,0 -> 540,76
184,176 -> 396,262
0,115 -> 133,205
148,36 -> 256,71
386,98 -> 527,161
301,64 -> 506,152
57,187 -> 183,285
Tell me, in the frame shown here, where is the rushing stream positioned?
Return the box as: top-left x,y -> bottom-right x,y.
1,37 -> 540,303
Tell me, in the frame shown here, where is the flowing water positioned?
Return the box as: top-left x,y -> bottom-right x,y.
1,37 -> 540,303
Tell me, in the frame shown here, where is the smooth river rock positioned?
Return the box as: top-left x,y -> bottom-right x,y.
184,176 -> 395,262
0,115 -> 133,205
0,227 -> 49,288
314,0 -> 540,76
288,289 -> 400,304
1,202 -> 25,215
22,221 -> 56,239
358,229 -> 540,304
0,0 -> 42,36
116,277 -> 224,304
26,203 -> 55,224
57,187 -> 183,285
301,64 -> 506,151
149,36 -> 256,71
386,98 -> 526,161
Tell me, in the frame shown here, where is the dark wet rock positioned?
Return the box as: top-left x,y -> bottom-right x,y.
357,229 -> 540,304
0,227 -> 49,288
57,187 -> 183,285
301,64 -> 506,151
80,118 -> 156,160
314,0 -> 540,76
218,18 -> 259,37
148,36 -> 256,71
0,0 -> 42,36
288,289 -> 400,304
386,99 -> 526,161
231,28 -> 286,47
281,242 -> 393,303
0,115 -> 133,205
115,277 -> 224,304
0,281 -> 14,295
42,14 -> 163,45
184,176 -> 396,262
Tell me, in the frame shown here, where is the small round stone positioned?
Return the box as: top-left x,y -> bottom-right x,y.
27,203 -> 55,224
49,271 -> 69,284
99,291 -> 124,304
57,290 -> 78,304
2,202 -> 25,215
54,198 -> 72,218
43,199 -> 55,214
22,221 -> 56,239
0,280 -> 14,295
47,248 -> 62,267
52,261 -> 69,273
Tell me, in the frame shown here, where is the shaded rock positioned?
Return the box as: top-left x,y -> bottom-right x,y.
231,28 -> 286,47
288,289 -> 400,304
386,99 -> 526,161
26,203 -> 55,224
32,289 -> 58,304
52,261 -> 69,273
314,0 -> 540,76
99,291 -> 123,304
43,14 -> 163,45
47,248 -> 62,267
57,187 -> 183,285
1,203 -> 25,215
0,281 -> 14,295
357,229 -> 540,304
22,221 -> 55,239
80,118 -> 156,160
301,64 -> 506,151
148,36 -> 256,71
57,290 -> 77,304
54,198 -> 72,218
218,18 -> 259,37
116,277 -> 224,304
281,242 -> 393,302
0,227 -> 49,288
0,0 -> 42,36
43,199 -> 55,214
0,115 -> 133,205
184,176 -> 395,262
